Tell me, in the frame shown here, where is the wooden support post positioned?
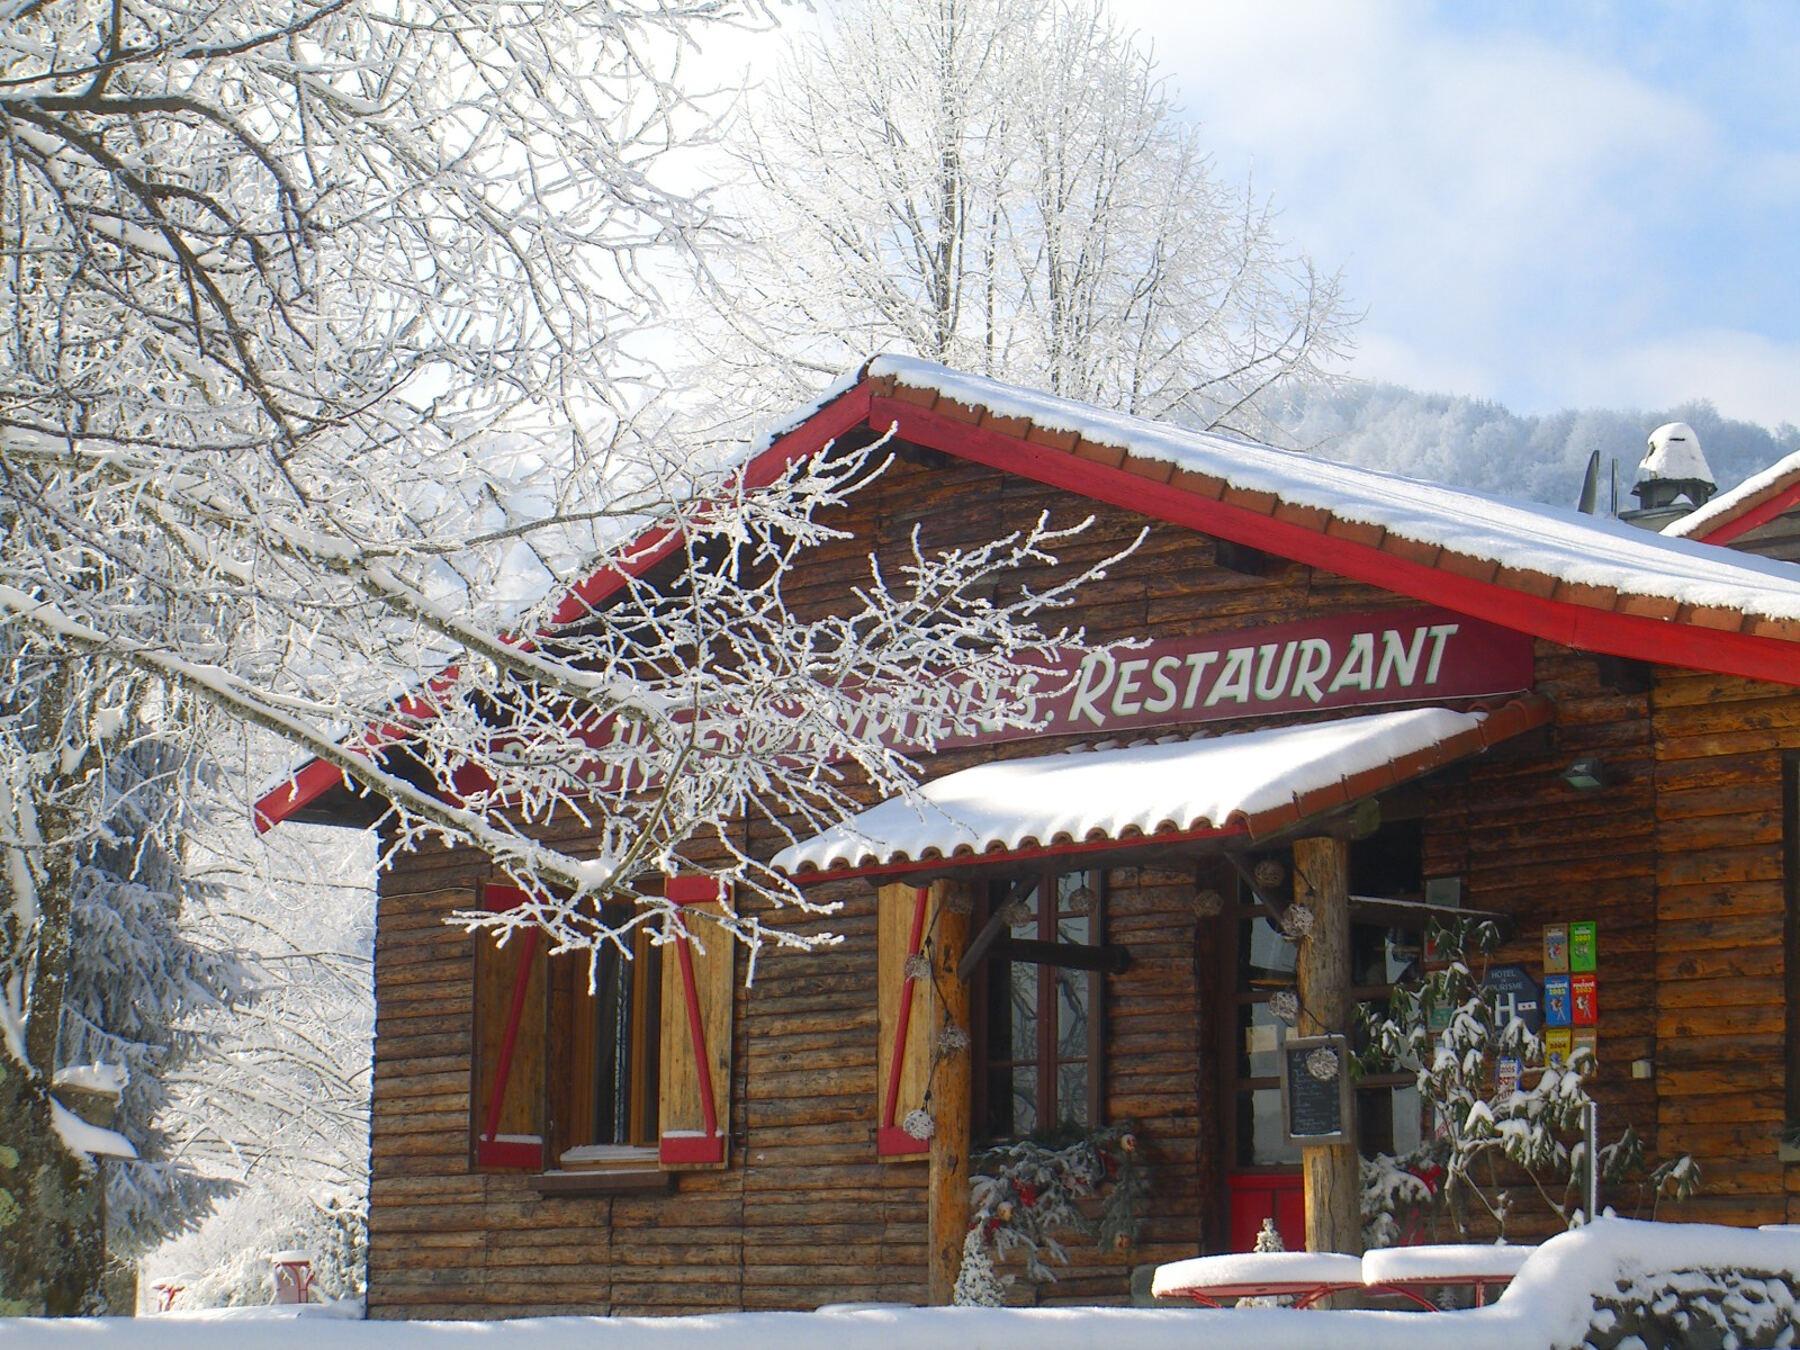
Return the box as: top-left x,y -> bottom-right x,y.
927,881 -> 974,1305
1293,835 -> 1361,1259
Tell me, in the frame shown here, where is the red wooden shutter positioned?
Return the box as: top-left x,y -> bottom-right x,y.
658,876 -> 734,1169
876,883 -> 936,1159
472,883 -> 547,1169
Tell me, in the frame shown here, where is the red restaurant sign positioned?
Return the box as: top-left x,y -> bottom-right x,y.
899,605 -> 1534,752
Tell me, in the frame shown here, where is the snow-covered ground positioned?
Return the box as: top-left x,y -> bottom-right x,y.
2,1219 -> 1796,1349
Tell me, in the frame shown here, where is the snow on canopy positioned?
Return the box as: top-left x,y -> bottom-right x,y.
1664,445 -> 1800,540
866,355 -> 1800,623
774,703 -> 1542,876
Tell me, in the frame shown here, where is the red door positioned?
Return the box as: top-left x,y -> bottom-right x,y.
1227,1171 -> 1304,1251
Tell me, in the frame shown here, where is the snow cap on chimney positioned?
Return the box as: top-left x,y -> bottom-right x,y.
1638,422 -> 1713,488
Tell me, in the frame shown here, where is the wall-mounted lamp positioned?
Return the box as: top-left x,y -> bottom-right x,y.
1560,756 -> 1611,792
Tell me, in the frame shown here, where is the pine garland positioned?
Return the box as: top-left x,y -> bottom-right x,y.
962,1122 -> 1148,1285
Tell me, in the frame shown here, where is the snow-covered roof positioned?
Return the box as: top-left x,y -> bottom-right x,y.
1638,421 -> 1713,485
1664,447 -> 1800,541
867,356 -> 1800,628
259,354 -> 1800,833
774,699 -> 1549,878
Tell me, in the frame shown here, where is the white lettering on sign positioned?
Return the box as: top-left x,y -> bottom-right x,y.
1059,618 -> 1473,733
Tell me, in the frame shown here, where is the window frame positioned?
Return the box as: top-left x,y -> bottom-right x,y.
972,866 -> 1108,1144
545,919 -> 662,1164
470,887 -> 663,1174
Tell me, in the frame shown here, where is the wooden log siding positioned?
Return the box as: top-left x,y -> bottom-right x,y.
364,443 -> 1800,1318
1651,670 -> 1800,1225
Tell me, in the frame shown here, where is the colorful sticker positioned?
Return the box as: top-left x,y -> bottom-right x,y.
1572,973 -> 1598,1026
1543,924 -> 1569,974
1570,921 -> 1597,973
1495,1056 -> 1521,1099
1572,1028 -> 1599,1067
1544,974 -> 1572,1027
1545,1028 -> 1573,1067
1427,1002 -> 1453,1034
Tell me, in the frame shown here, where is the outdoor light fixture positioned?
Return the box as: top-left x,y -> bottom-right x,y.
1560,757 -> 1611,792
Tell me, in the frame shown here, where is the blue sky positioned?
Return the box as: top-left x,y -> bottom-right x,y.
1108,0 -> 1800,427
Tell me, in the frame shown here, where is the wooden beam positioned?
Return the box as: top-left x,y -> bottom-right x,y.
955,878 -> 1028,982
1293,835 -> 1361,1262
989,938 -> 1131,974
927,881 -> 974,1305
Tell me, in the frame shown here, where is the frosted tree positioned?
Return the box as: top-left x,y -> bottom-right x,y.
694,0 -> 1351,438
61,733 -> 250,1288
1,0 -> 1128,1310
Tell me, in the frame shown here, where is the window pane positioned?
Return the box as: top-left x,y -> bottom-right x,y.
1009,961 -> 1037,1059
1237,1088 -> 1302,1167
1240,916 -> 1297,986
1056,911 -> 1090,945
1237,1001 -> 1283,1079
1057,1062 -> 1090,1130
1007,880 -> 1040,937
1391,1085 -> 1422,1155
1057,870 -> 1098,917
986,958 -> 1040,1064
1009,1065 -> 1038,1137
1056,968 -> 1089,1058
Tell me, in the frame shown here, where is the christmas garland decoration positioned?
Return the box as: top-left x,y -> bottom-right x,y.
956,1122 -> 1149,1298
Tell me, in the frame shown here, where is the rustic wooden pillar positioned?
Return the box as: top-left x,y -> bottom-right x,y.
1293,835 -> 1361,1257
927,880 -> 974,1305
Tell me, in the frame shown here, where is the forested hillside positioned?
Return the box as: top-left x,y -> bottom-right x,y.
1276,382 -> 1800,509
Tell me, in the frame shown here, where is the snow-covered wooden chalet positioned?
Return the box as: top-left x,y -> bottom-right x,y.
257,357 -> 1800,1318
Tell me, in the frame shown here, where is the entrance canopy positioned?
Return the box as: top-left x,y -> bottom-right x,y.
775,697 -> 1550,882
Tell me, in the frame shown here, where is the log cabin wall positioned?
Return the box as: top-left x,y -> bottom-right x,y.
364,439 -> 1800,1317
1649,669 -> 1800,1227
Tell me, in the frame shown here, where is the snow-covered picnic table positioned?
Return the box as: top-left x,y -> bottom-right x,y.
1151,1244 -> 1534,1310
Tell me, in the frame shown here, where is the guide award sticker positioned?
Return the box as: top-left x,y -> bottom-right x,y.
1571,973 -> 1598,1026
1570,921 -> 1597,973
1543,924 -> 1569,974
1544,974 -> 1572,1027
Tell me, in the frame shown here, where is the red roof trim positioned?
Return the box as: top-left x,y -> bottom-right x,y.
1694,478 -> 1800,547
252,383 -> 876,832
873,398 -> 1800,687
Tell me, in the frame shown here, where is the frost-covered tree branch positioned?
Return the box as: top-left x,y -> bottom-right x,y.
687,0 -> 1354,442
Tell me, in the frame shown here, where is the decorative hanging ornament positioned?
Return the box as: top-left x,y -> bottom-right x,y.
903,952 -> 931,982
1119,1132 -> 1139,1154
1063,883 -> 1096,917
1191,888 -> 1223,920
937,1024 -> 970,1057
1268,990 -> 1300,1026
1280,903 -> 1315,941
1306,1046 -> 1340,1082
902,1108 -> 936,1141
942,888 -> 975,916
1001,894 -> 1034,927
1253,858 -> 1287,891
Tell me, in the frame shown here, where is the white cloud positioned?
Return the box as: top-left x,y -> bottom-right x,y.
1565,329 -> 1800,429
1110,0 -> 1766,416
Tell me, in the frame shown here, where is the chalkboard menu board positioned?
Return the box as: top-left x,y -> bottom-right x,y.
1280,1034 -> 1354,1146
